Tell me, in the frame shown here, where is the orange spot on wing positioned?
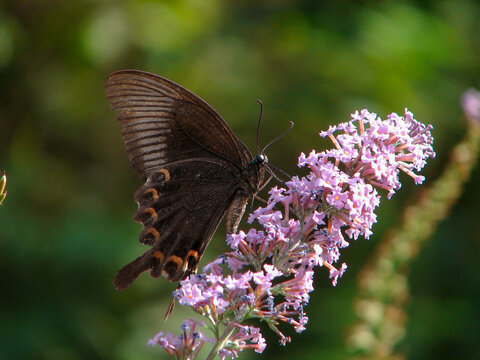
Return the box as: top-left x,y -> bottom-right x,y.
144,188 -> 159,200
146,228 -> 160,241
157,168 -> 170,181
162,255 -> 185,280
186,250 -> 199,271
144,207 -> 158,221
153,250 -> 164,261
166,255 -> 183,268
186,250 -> 199,261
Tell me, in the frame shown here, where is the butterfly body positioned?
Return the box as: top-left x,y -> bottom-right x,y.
105,70 -> 266,290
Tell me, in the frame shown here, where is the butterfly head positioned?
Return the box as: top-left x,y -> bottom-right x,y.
248,100 -> 294,191
252,154 -> 268,167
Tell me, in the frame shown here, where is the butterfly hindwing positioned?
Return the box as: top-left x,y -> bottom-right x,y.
113,152 -> 244,290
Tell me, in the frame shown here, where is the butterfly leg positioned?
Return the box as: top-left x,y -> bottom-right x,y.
259,174 -> 273,191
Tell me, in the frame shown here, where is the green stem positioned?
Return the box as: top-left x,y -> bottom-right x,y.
205,324 -> 236,360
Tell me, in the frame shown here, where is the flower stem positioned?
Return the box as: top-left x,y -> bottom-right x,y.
205,324 -> 236,360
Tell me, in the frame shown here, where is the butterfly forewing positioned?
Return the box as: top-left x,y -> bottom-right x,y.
105,70 -> 250,178
105,70 -> 264,290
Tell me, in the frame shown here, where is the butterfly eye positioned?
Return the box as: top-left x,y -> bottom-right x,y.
255,154 -> 267,165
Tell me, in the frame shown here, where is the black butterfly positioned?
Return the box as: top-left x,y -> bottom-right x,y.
105,70 -> 273,291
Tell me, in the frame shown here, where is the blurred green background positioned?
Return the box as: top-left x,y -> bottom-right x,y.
1,0 -> 479,359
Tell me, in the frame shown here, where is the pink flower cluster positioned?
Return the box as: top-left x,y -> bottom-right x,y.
148,319 -> 212,358
150,109 -> 435,359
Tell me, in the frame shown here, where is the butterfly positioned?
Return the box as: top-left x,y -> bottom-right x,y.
105,70 -> 276,291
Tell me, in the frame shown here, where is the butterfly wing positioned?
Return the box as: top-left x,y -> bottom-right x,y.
105,70 -> 252,179
113,161 -> 242,290
105,70 -> 254,290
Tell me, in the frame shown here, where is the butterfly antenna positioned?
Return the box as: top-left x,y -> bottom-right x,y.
256,100 -> 263,154
261,121 -> 294,154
